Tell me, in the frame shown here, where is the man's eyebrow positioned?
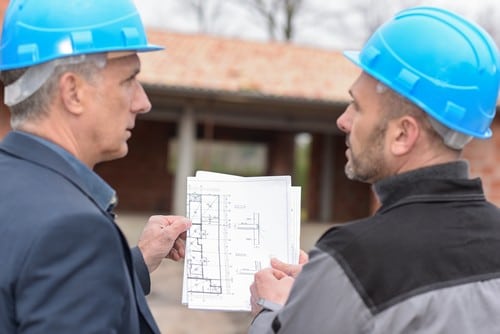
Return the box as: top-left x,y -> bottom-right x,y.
348,89 -> 362,110
348,89 -> 358,102
124,67 -> 140,81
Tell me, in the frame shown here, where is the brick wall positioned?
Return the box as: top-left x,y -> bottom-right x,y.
0,0 -> 7,138
0,0 -> 7,26
331,135 -> 371,222
0,83 -> 8,139
95,120 -> 176,213
464,118 -> 500,206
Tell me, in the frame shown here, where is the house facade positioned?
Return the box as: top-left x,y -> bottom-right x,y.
0,3 -> 499,222
94,31 -> 500,223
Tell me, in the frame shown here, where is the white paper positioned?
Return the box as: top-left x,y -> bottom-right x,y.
182,171 -> 301,311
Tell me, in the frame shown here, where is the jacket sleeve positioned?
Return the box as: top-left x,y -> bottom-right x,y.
131,246 -> 151,295
249,247 -> 371,334
15,212 -> 133,333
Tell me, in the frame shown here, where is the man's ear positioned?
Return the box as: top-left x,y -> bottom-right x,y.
58,72 -> 85,115
389,116 -> 420,156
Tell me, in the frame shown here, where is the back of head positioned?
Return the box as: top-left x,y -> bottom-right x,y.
344,6 -> 500,149
0,0 -> 163,108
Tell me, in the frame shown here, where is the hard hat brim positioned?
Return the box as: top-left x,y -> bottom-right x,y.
343,50 -> 361,68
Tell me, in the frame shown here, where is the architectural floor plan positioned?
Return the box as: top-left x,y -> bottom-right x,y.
182,172 -> 300,311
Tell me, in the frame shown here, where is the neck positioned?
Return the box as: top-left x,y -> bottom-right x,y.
16,119 -> 94,168
392,134 -> 462,176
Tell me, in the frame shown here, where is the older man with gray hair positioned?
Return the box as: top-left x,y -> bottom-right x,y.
0,1 -> 191,333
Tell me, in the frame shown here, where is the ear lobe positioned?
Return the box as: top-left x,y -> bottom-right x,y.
59,72 -> 84,115
390,116 -> 419,156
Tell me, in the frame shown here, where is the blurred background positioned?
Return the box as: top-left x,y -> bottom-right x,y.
1,1 -> 500,333
133,0 -> 500,50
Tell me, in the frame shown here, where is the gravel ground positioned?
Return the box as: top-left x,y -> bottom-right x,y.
115,211 -> 333,334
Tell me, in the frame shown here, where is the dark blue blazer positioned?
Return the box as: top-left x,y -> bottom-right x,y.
0,132 -> 160,333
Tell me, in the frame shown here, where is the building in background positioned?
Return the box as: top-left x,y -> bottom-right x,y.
0,0 -> 499,222
95,31 -> 500,223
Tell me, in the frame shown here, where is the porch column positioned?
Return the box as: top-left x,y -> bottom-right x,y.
173,106 -> 196,216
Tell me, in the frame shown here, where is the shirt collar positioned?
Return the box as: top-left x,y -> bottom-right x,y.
17,131 -> 117,213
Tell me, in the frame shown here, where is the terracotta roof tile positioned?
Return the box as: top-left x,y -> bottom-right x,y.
139,30 -> 359,102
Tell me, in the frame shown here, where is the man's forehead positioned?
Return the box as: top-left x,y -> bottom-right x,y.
107,51 -> 137,60
105,52 -> 141,70
350,72 -> 377,97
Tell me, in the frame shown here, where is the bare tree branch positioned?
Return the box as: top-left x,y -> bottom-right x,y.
173,0 -> 225,33
232,0 -> 304,42
477,4 -> 500,47
167,0 -> 500,51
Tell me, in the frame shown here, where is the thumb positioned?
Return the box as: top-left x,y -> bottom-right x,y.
298,250 -> 309,265
164,216 -> 192,235
271,258 -> 295,275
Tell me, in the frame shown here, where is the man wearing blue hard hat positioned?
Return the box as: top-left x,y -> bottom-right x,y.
249,7 -> 500,333
0,1 -> 191,333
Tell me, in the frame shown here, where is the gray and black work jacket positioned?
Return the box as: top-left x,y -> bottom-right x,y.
250,161 -> 500,333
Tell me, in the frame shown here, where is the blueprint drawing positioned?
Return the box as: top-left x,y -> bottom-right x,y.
182,173 -> 299,311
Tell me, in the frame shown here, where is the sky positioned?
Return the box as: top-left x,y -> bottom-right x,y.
133,0 -> 500,50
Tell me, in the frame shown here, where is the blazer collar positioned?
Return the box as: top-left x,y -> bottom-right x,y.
0,131 -> 97,210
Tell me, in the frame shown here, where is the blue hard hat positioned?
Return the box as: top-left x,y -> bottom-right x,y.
344,6 -> 500,139
0,0 -> 163,71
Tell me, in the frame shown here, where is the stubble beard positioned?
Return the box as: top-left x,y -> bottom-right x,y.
344,126 -> 387,184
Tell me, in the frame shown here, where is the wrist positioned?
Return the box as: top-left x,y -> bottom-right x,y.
257,298 -> 283,312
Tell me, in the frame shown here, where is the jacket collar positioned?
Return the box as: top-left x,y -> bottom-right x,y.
0,131 -> 107,214
373,161 -> 483,211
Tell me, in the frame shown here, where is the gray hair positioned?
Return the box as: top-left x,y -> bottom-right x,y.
376,82 -> 471,150
0,54 -> 106,129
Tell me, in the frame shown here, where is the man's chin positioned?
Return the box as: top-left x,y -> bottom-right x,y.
345,164 -> 369,183
344,164 -> 356,180
116,146 -> 129,160
101,146 -> 129,163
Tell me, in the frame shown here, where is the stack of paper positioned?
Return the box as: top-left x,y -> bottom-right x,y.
182,171 -> 301,311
